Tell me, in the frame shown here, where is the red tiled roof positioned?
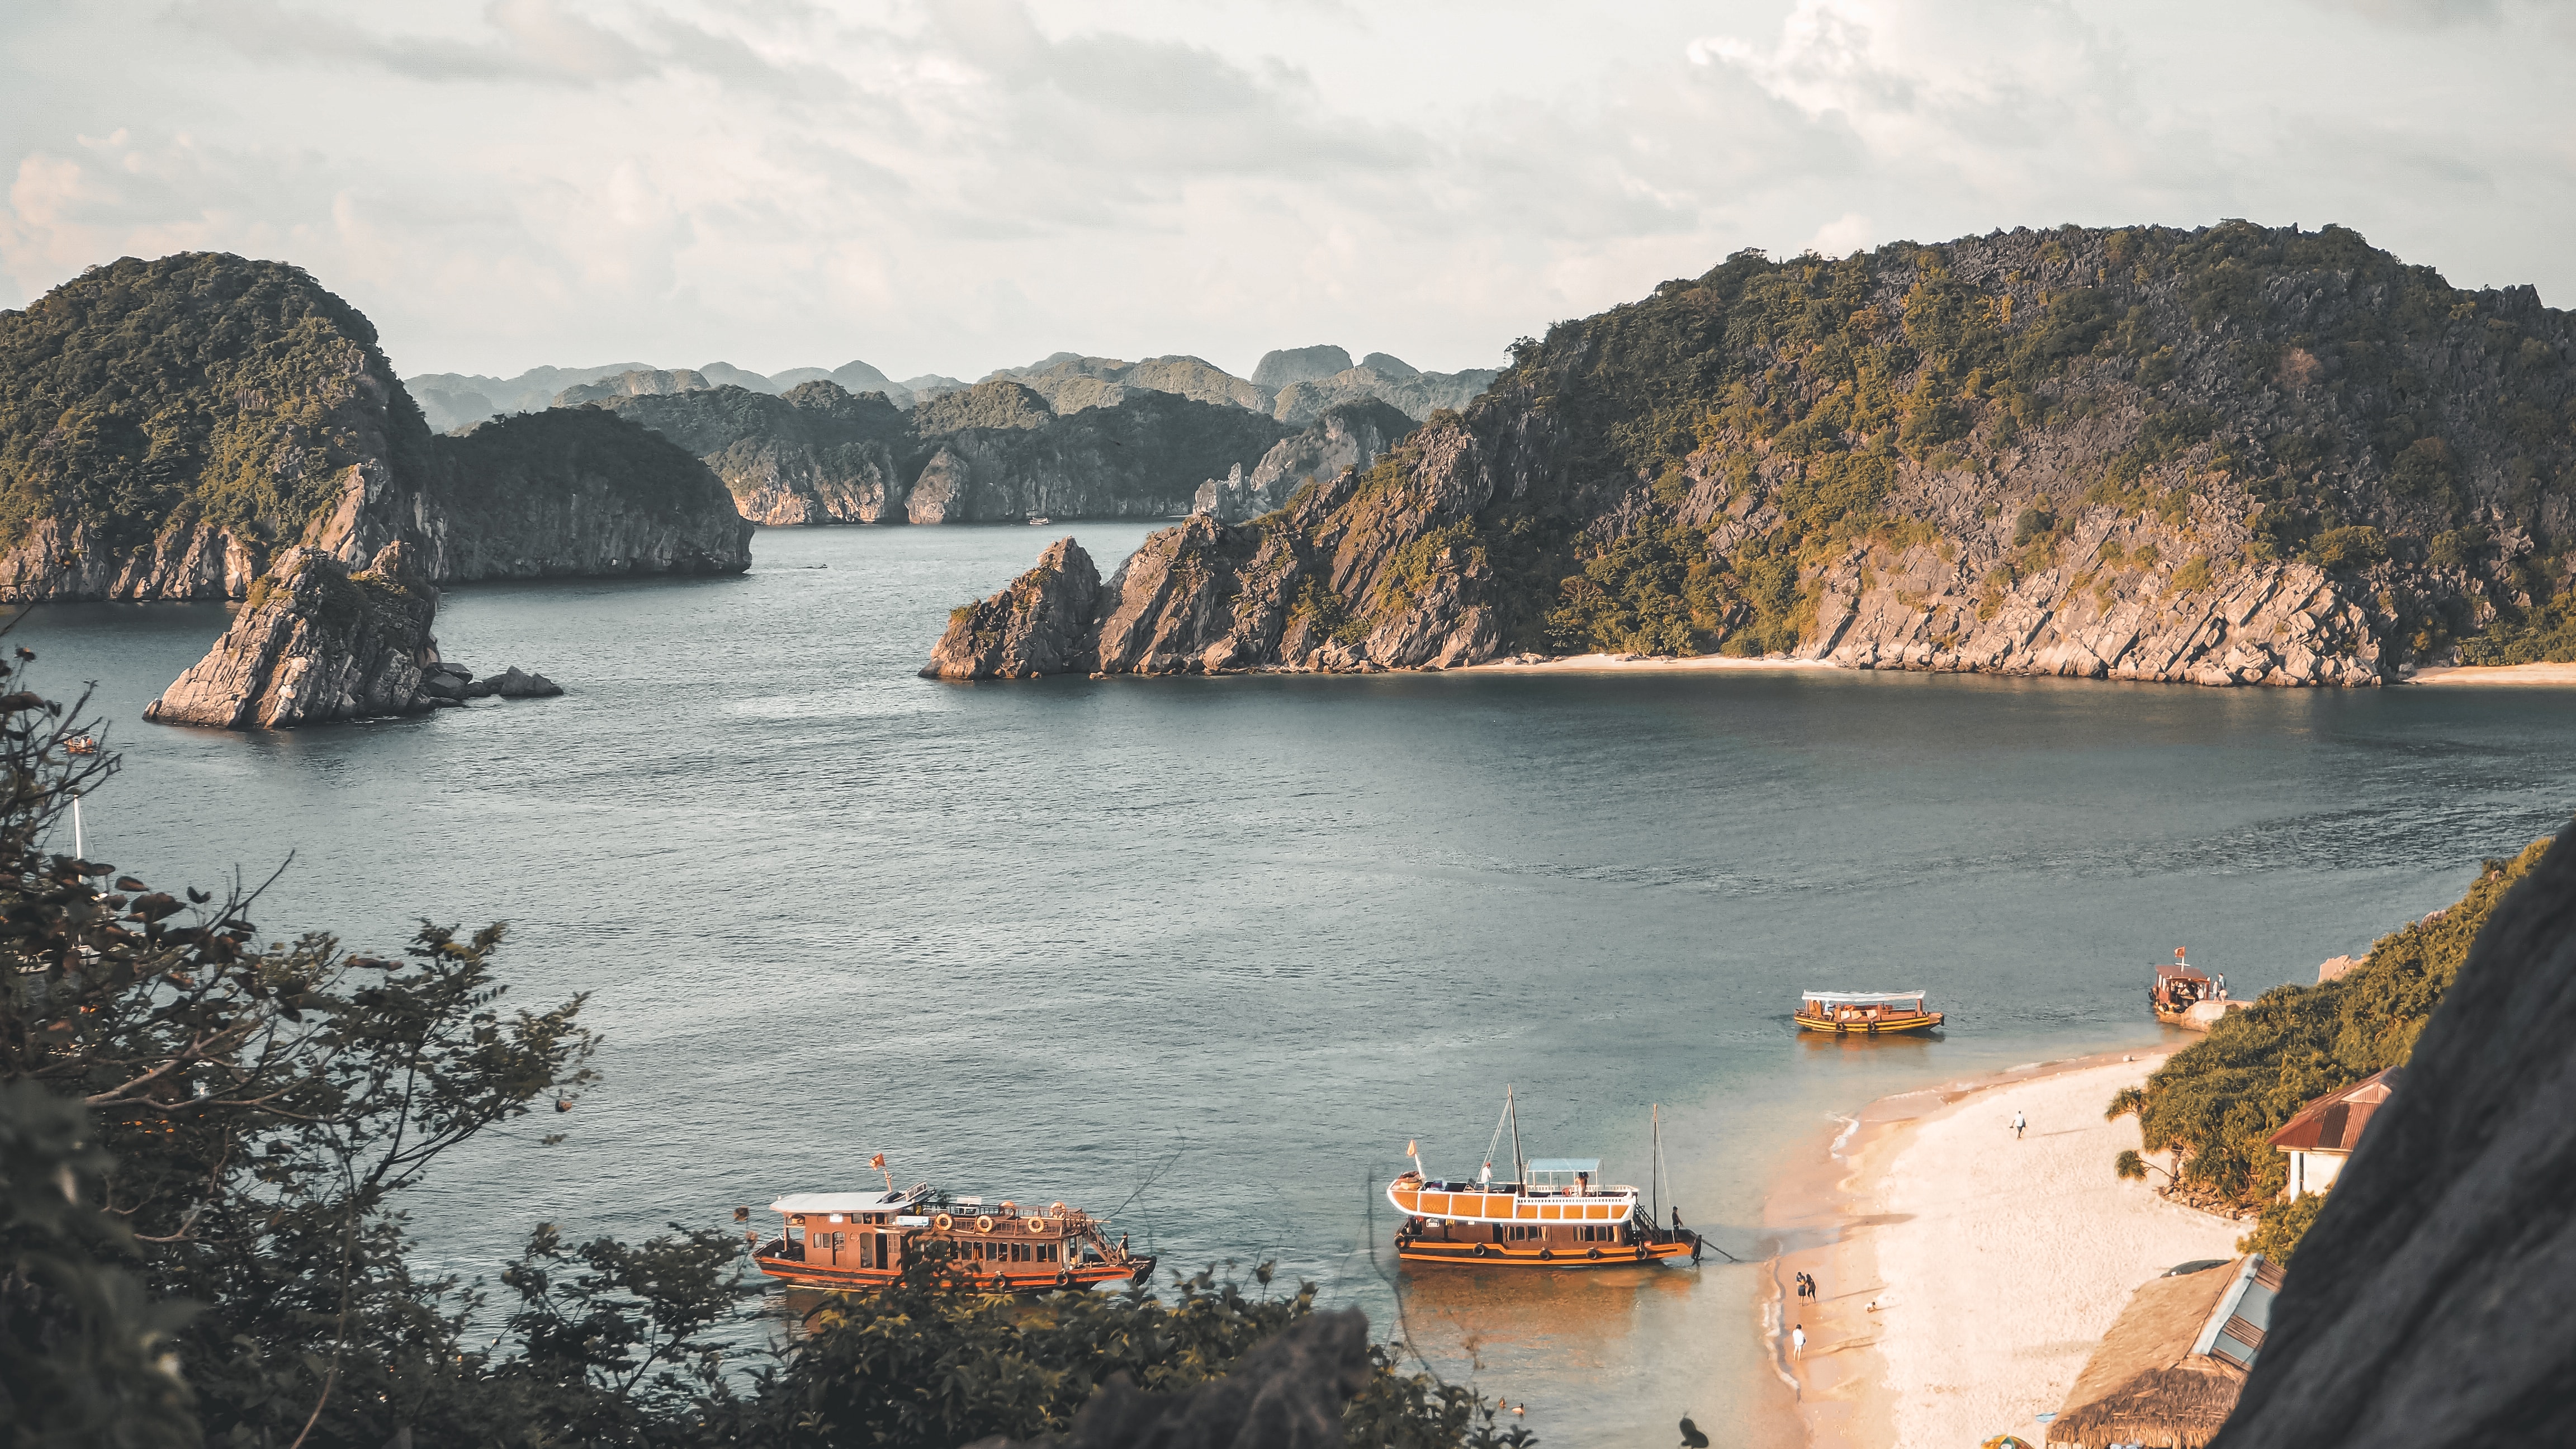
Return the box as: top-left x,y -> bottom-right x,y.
2268,1069 -> 2399,1154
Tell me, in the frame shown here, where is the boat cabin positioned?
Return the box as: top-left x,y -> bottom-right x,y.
753,1182 -> 1154,1294
2152,951 -> 2219,1020
1794,990 -> 1943,1035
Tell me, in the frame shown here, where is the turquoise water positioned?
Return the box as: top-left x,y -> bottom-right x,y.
15,524 -> 2574,1445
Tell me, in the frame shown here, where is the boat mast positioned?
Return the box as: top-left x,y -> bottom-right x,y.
71,793 -> 84,861
1508,1084 -> 1524,1185
1651,1103 -> 1660,1223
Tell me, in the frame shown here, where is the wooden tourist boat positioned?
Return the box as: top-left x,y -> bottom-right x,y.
751,1167 -> 1155,1293
2150,948 -> 2222,1024
1388,1089 -> 1703,1269
1794,989 -> 1944,1036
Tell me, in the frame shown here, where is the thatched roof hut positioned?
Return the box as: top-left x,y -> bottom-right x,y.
2046,1256 -> 2281,1449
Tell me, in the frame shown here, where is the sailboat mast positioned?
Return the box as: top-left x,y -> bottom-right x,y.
1651,1103 -> 1661,1222
1508,1084 -> 1524,1184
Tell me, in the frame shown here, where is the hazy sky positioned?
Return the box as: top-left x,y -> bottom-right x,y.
4,1 -> 2569,382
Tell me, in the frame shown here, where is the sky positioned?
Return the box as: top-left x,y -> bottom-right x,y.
3,0 -> 2570,383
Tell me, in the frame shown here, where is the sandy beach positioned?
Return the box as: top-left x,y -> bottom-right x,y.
1768,1050 -> 2242,1449
2407,661 -> 2576,686
1458,652 -> 1843,674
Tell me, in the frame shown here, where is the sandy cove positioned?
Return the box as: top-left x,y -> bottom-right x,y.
2407,661 -> 2576,686
1457,654 -> 2576,685
1765,1049 -> 2243,1449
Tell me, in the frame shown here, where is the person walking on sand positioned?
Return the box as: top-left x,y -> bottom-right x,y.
2011,1110 -> 2026,1140
1791,1324 -> 1806,1357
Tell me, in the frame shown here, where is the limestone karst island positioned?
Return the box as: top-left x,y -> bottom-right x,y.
4,8 -> 2572,1449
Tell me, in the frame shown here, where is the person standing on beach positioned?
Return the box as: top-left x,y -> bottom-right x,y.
2011,1110 -> 2026,1139
1792,1324 -> 1806,1357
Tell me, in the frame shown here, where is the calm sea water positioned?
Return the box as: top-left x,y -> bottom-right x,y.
16,524 -> 2575,1446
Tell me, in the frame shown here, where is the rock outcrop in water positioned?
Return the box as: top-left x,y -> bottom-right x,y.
144,544 -> 439,728
0,253 -> 751,602
937,222 -> 2576,683
2210,822 -> 2576,1448
922,538 -> 1102,679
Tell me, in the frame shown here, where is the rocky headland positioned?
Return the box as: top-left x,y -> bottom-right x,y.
595,377 -> 1363,527
144,544 -> 439,728
1194,399 -> 1415,524
0,253 -> 752,604
931,222 -> 2576,684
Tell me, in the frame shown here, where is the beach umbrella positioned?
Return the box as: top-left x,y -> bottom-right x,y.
1978,1437 -> 2036,1449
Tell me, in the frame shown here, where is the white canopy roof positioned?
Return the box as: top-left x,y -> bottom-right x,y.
1802,990 -> 1926,1003
770,1189 -> 912,1214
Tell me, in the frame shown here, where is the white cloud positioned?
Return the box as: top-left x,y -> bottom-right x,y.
2,0 -> 2571,380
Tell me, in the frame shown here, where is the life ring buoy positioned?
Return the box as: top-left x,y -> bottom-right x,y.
1471,1243 -> 1491,1258
1027,1217 -> 1049,1234
1538,1248 -> 1555,1261
1587,1247 -> 1604,1261
1057,1268 -> 1073,1287
1050,1202 -> 1067,1214
975,1215 -> 996,1234
934,1214 -> 954,1231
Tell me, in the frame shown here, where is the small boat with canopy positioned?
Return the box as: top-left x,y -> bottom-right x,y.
1386,1087 -> 1702,1268
750,1155 -> 1154,1293
1794,989 -> 1943,1036
2149,948 -> 2221,1023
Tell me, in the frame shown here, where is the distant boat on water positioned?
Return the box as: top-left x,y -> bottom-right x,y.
1795,989 -> 1943,1036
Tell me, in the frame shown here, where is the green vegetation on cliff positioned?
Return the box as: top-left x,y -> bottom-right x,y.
2107,835 -> 2555,1258
0,252 -> 430,557
1399,222 -> 2576,662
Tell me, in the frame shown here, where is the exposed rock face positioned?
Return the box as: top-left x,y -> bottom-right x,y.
1195,400 -> 1416,523
1270,365 -> 1502,426
2211,823 -> 2576,1449
144,544 -> 438,728
593,382 -> 911,525
937,222 -> 2576,685
0,254 -> 752,600
991,354 -> 1271,415
552,368 -> 712,406
1251,345 -> 1356,390
965,1309 -> 1372,1449
921,538 -> 1101,679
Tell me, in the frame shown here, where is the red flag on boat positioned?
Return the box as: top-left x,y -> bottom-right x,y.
870,1152 -> 886,1169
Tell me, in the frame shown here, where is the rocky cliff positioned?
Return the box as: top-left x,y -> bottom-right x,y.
1269,363 -> 1503,427
936,222 -> 2576,683
600,377 -> 1294,525
1194,399 -> 1417,524
591,382 -> 912,525
0,253 -> 751,601
552,368 -> 712,405
2210,823 -> 2576,1448
143,543 -> 438,728
921,538 -> 1101,679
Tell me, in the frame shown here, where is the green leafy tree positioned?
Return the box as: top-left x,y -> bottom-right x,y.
2109,836 -> 2553,1205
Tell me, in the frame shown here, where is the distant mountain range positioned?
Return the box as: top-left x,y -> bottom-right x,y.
404,345 -> 1498,434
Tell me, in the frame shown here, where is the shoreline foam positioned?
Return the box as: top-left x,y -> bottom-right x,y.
1761,1048 -> 2242,1449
